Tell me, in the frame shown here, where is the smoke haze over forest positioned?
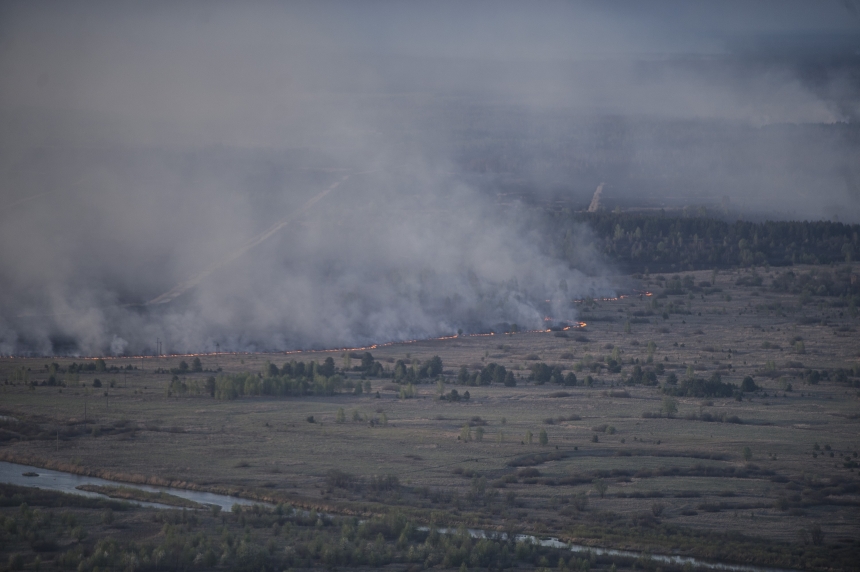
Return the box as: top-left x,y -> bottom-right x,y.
1,1 -> 859,355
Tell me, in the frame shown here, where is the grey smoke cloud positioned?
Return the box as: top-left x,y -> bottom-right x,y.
0,1 -> 857,355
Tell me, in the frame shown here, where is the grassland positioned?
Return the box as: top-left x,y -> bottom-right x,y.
1,264 -> 859,570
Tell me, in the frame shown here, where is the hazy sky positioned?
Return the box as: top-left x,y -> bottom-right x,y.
0,1 -> 858,355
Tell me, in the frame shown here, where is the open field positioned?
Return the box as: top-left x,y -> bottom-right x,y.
2,264 -> 859,570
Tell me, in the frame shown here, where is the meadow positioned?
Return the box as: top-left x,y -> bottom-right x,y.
1,264 -> 859,570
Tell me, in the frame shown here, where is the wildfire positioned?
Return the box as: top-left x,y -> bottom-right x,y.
74,283 -> 649,363
572,290 -> 651,304
63,318 -> 593,361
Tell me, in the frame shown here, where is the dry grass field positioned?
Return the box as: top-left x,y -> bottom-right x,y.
2,264 -> 859,570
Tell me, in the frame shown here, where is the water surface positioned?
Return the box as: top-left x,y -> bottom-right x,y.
0,460 -> 265,510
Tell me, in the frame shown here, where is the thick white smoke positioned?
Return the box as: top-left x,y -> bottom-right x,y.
1,1 -> 857,354
0,157 -> 610,355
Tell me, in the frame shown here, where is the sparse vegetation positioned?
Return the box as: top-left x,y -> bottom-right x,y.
2,262 -> 859,571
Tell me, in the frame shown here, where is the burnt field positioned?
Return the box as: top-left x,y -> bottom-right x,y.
1,264 -> 859,570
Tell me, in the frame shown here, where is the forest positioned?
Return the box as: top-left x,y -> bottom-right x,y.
551,212 -> 860,273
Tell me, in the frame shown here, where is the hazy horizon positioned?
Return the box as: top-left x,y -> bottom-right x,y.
1,1 -> 858,355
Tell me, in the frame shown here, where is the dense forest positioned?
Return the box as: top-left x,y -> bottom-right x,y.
549,212 -> 860,273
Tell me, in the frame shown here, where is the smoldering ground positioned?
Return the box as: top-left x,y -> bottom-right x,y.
1,1 -> 858,355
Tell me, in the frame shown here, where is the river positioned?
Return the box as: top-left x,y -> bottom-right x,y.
1,460 -> 796,572
0,460 -> 265,510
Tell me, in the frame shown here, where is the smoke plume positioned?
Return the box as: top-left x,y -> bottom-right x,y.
1,1 -> 857,355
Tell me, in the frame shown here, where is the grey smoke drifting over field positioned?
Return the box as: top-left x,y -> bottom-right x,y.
0,160 -> 608,355
0,1 -> 858,355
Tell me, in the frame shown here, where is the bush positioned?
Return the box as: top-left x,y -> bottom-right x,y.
593,478 -> 608,498
661,397 -> 678,418
666,373 -> 737,398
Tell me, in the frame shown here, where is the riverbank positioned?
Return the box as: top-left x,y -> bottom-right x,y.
75,484 -> 204,509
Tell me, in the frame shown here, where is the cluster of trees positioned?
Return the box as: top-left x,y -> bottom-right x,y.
663,372 -> 738,398
213,370 -> 343,400
271,357 -> 337,379
771,267 -> 860,303
166,355 -> 442,400
528,363 -> 578,386
66,360 -> 136,374
169,357 -> 203,375
550,211 -> 860,272
626,364 -> 659,386
337,353 -> 444,382
392,355 -> 443,382
439,388 -> 470,401
448,361 -> 588,387
0,482 -> 631,572
66,360 -> 106,373
455,362 -> 515,386
804,367 -> 860,388
9,367 -> 30,384
342,352 -> 385,377
10,361 -> 138,387
166,376 -> 214,397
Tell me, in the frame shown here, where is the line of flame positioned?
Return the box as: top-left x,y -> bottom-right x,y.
53,321 -> 587,362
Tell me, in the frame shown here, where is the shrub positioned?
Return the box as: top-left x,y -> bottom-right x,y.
460,424 -> 472,442
810,525 -> 824,546
593,478 -> 608,498
661,397 -> 678,418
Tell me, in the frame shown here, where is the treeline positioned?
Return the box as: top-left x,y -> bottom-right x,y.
663,372 -> 738,398
454,362 -> 517,386
3,479 -> 850,572
0,484 -> 665,572
770,267 -> 860,299
392,355 -> 443,382
549,211 -> 860,272
175,354 -> 445,400
210,357 -> 342,400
